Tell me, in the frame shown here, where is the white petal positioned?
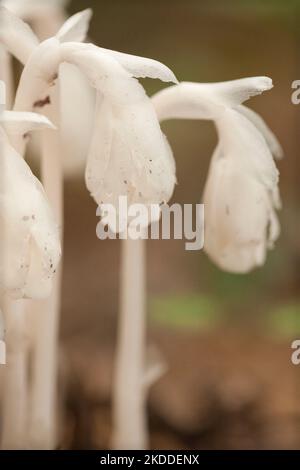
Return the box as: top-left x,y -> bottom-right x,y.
0,6 -> 39,64
152,77 -> 280,273
86,89 -> 176,217
153,78 -> 273,122
97,47 -> 178,83
215,108 -> 279,203
200,76 -> 273,107
0,133 -> 61,299
56,8 -> 92,43
203,107 -> 281,273
0,110 -> 55,135
236,104 -> 283,160
203,151 -> 271,273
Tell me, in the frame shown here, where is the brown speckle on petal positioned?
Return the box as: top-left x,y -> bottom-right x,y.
33,96 -> 51,108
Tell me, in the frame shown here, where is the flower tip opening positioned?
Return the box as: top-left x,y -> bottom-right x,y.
155,66 -> 178,85
168,71 -> 179,85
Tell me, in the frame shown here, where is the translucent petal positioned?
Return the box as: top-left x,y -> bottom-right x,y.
0,110 -> 55,135
56,8 -> 92,43
215,108 -> 279,203
203,109 -> 281,273
200,76 -> 273,107
236,104 -> 283,160
203,153 -> 272,273
0,133 -> 61,298
86,90 -> 176,213
97,47 -> 178,83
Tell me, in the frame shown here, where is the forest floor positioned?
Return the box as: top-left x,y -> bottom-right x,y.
61,328 -> 300,450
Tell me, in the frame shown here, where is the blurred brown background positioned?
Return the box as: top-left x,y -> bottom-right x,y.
57,0 -> 300,449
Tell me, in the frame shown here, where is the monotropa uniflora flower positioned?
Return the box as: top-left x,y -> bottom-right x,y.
0,7 -> 178,227
0,95 -> 61,299
152,77 -> 282,273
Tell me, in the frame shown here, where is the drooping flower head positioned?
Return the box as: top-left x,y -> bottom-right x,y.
0,85 -> 61,298
152,78 -> 282,272
61,42 -> 177,212
0,7 -> 178,224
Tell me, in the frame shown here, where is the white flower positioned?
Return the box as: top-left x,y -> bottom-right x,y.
1,8 -> 178,222
152,78 -> 282,273
0,93 -> 61,298
60,42 -> 177,211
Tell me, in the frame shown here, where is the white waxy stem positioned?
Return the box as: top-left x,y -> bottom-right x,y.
152,78 -> 281,273
112,235 -> 147,449
26,83 -> 63,450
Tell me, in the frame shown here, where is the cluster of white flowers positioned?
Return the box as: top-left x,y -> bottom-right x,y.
0,6 -> 282,284
0,2 -> 282,450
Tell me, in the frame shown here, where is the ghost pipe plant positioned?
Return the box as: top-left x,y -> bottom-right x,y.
75,47 -> 176,449
0,99 -> 61,449
0,7 -> 94,449
152,78 -> 282,272
0,7 -> 177,449
64,44 -> 177,451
